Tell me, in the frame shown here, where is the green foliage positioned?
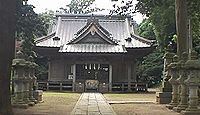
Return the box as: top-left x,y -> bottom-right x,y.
137,50 -> 164,87
59,0 -> 103,14
188,1 -> 200,54
110,0 -> 135,16
133,0 -> 176,49
38,10 -> 55,32
16,0 -> 49,80
138,19 -> 156,40
16,0 -> 48,59
136,19 -> 163,87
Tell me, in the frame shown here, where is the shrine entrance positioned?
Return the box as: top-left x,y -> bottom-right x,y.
76,64 -> 109,92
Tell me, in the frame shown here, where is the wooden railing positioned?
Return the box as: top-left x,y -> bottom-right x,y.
112,82 -> 148,92
37,81 -> 148,92
37,81 -> 73,91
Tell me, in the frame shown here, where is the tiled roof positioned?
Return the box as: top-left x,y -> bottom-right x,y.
67,18 -> 118,45
36,14 -> 153,52
59,44 -> 126,53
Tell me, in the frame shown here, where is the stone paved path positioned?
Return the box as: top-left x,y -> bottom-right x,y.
70,93 -> 117,115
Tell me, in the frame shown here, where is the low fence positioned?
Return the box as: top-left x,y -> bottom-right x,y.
37,81 -> 148,92
112,82 -> 148,92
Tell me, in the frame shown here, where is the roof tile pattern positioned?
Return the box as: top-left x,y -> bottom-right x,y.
59,44 -> 126,53
36,14 -> 152,53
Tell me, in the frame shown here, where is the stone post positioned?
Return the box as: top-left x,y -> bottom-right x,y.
174,52 -> 189,112
156,46 -> 174,104
181,51 -> 200,115
168,55 -> 179,108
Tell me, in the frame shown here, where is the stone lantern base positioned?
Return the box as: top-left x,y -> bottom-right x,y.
156,92 -> 172,104
12,102 -> 29,109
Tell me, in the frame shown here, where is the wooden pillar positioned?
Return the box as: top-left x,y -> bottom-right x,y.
0,0 -> 16,114
72,64 -> 76,92
109,64 -> 112,92
47,82 -> 49,90
127,63 -> 131,92
132,60 -> 137,82
60,83 -> 62,91
48,59 -> 51,81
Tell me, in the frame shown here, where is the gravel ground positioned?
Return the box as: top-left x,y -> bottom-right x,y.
13,92 -> 80,115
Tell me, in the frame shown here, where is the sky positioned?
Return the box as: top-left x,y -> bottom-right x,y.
28,0 -> 145,24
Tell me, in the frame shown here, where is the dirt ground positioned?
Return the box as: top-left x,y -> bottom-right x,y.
13,92 -> 80,115
104,93 -> 156,101
104,93 -> 180,115
111,104 -> 180,115
13,91 -> 181,115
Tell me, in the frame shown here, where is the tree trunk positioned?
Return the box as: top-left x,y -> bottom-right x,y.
175,0 -> 188,58
0,0 -> 16,115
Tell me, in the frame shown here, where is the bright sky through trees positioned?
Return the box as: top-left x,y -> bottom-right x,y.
28,0 -> 145,24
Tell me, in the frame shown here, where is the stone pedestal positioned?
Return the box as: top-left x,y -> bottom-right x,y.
156,92 -> 172,104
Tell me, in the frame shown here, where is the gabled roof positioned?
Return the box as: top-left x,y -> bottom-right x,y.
67,18 -> 118,45
36,14 -> 153,53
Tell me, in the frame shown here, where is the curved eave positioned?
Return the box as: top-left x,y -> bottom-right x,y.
35,32 -> 56,44
131,34 -> 154,45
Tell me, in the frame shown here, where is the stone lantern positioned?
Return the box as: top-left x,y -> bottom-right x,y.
28,56 -> 38,104
162,46 -> 174,92
12,51 -> 29,108
156,45 -> 174,104
174,52 -> 188,112
168,55 -> 179,108
181,51 -> 200,115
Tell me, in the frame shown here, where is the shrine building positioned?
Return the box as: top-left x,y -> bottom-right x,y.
36,14 -> 154,92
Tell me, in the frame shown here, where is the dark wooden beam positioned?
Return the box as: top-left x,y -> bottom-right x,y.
0,0 -> 16,114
